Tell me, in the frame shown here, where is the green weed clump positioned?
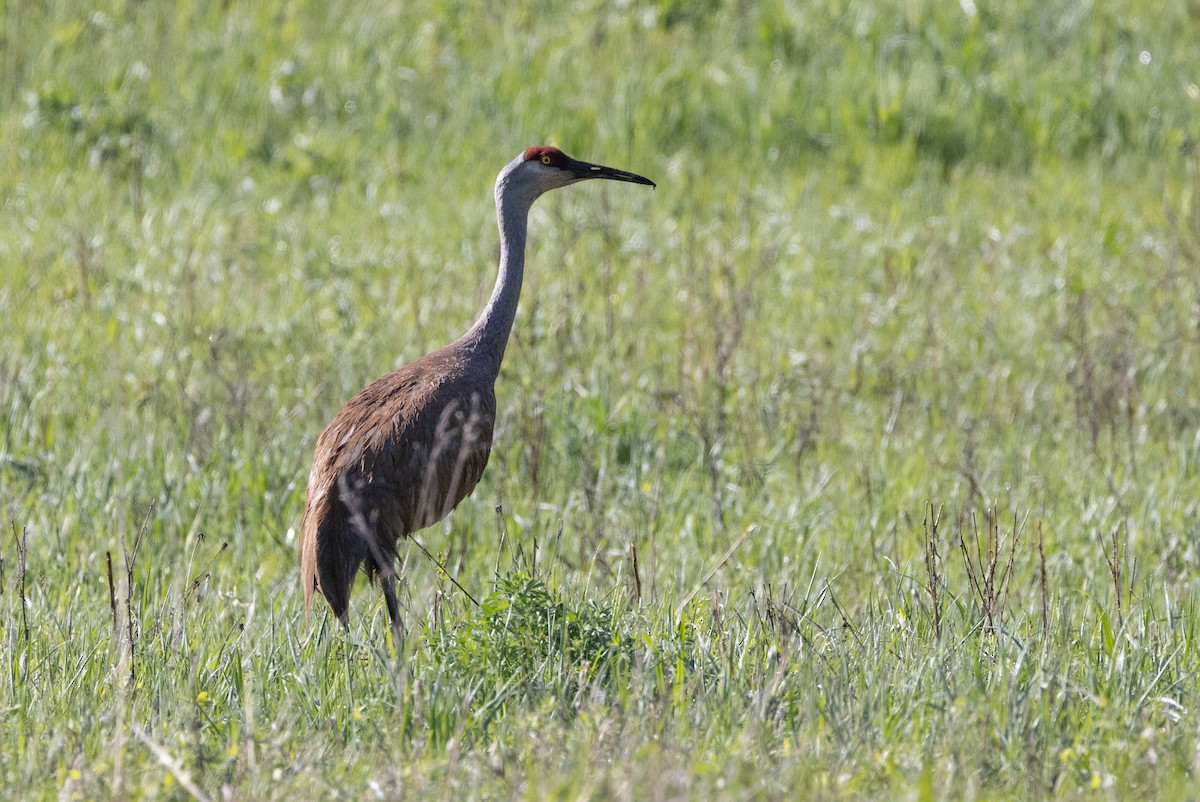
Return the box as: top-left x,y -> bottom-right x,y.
430,571 -> 634,705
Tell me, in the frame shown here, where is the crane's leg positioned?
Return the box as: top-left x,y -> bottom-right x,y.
380,571 -> 405,652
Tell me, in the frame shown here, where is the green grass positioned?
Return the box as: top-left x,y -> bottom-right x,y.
3,0 -> 1200,798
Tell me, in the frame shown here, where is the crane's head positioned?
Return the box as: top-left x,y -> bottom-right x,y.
497,146 -> 655,207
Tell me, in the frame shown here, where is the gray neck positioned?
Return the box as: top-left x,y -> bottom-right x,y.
461,162 -> 537,377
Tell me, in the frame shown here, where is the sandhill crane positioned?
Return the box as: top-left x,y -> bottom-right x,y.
299,146 -> 655,642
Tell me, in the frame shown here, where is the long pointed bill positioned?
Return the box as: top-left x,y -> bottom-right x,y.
567,157 -> 656,188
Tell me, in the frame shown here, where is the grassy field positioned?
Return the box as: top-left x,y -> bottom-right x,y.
3,0 -> 1200,798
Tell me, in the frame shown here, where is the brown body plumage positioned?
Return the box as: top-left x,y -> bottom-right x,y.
298,146 -> 654,641
299,344 -> 495,627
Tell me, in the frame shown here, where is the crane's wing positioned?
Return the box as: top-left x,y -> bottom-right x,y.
299,355 -> 496,615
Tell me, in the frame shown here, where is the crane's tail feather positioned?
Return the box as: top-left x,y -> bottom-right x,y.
299,519 -> 318,616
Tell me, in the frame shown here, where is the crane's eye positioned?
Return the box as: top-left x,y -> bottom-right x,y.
541,155 -> 552,165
